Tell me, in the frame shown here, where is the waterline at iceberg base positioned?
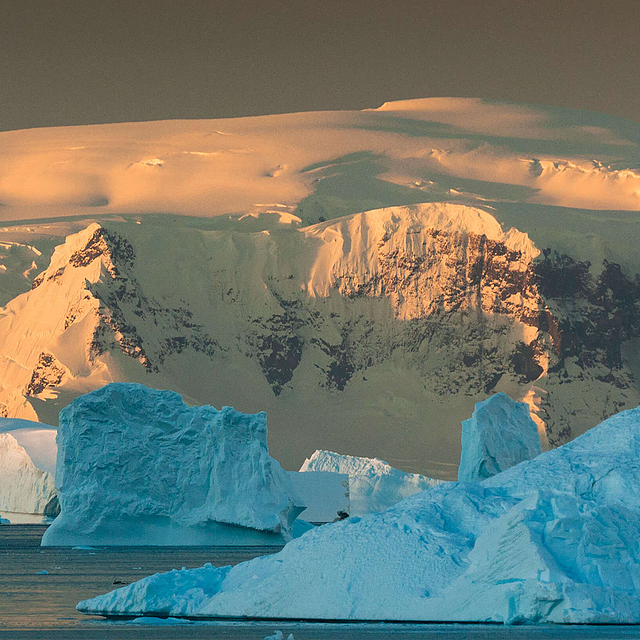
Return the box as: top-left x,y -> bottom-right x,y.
79,405 -> 640,624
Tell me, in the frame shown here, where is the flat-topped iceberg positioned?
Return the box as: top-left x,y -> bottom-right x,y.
287,471 -> 349,523
300,450 -> 443,515
79,404 -> 640,623
0,418 -> 58,515
42,383 -> 304,546
458,392 -> 542,482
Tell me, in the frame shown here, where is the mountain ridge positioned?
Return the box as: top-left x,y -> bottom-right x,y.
1,99 -> 639,474
1,202 -> 638,474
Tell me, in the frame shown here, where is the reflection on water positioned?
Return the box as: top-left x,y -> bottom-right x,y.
2,526 -> 640,639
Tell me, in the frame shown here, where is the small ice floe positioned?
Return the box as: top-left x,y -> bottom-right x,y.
72,545 -> 98,550
128,617 -> 193,625
35,570 -> 48,575
263,632 -> 294,640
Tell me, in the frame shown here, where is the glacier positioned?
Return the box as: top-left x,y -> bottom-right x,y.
79,404 -> 640,623
0,418 -> 57,515
458,392 -> 542,482
300,450 -> 443,515
42,383 -> 305,546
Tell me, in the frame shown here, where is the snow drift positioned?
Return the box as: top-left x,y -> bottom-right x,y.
79,404 -> 640,623
42,383 -> 305,546
0,418 -> 57,515
300,450 -> 442,515
458,392 -> 542,482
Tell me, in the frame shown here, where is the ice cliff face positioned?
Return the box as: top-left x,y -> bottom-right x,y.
78,404 -> 640,624
300,449 -> 442,515
458,393 -> 542,482
0,418 -> 57,515
42,383 -> 304,546
0,201 -> 639,473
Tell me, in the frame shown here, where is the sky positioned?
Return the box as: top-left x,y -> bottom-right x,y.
1,0 -> 639,132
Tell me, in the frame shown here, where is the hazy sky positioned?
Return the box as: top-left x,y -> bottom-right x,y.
1,0 -> 639,132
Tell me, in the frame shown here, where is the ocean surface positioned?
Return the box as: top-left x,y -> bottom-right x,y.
2,525 -> 640,640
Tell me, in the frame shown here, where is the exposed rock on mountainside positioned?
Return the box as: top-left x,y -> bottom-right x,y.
1,99 -> 640,473
25,353 -> 67,397
1,201 -> 638,473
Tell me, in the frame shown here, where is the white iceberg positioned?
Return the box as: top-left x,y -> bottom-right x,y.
299,450 -> 443,515
79,404 -> 640,623
458,392 -> 542,482
0,418 -> 58,515
42,383 -> 304,546
287,471 -> 349,523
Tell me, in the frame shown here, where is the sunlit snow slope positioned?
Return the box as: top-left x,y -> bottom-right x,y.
1,99 -> 639,475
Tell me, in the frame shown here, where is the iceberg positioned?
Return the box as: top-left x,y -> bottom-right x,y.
300,450 -> 442,515
42,383 -> 304,546
0,418 -> 57,515
287,471 -> 349,523
458,392 -> 542,482
79,404 -> 640,623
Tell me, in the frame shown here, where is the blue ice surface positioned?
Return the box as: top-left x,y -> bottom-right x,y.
458,392 -> 542,482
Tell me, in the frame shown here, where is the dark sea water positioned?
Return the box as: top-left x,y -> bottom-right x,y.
2,525 -> 640,640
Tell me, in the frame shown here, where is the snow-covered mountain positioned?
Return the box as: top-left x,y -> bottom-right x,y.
1,99 -> 639,475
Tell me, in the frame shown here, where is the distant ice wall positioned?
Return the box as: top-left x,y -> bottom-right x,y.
287,471 -> 349,522
0,418 -> 57,515
300,450 -> 443,516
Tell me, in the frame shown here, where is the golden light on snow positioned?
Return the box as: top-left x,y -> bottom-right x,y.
0,99 -> 639,224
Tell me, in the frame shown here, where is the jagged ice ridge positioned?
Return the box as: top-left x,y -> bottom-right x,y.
300,449 -> 443,516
